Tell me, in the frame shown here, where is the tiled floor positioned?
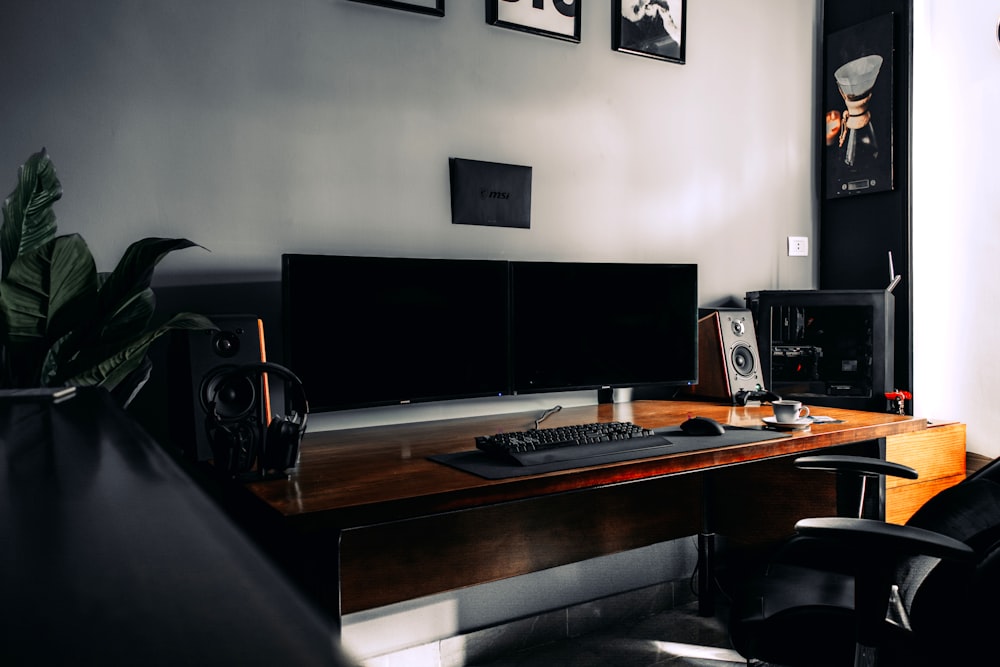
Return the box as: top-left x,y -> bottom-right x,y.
468,602 -> 747,667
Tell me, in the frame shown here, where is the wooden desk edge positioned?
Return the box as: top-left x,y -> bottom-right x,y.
246,400 -> 927,530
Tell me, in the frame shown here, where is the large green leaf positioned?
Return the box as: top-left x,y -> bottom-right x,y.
0,234 -> 97,344
60,312 -> 216,390
39,287 -> 155,385
99,286 -> 156,345
51,310 -> 216,385
1,148 -> 62,279
96,237 -> 201,317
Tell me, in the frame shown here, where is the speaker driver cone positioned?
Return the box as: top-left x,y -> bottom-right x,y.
731,343 -> 756,377
202,369 -> 258,420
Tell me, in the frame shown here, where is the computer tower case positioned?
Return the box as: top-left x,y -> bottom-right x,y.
745,289 -> 894,412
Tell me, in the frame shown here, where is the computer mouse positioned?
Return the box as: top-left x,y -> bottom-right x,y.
680,416 -> 726,436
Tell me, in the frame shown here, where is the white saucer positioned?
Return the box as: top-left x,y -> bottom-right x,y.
762,416 -> 811,430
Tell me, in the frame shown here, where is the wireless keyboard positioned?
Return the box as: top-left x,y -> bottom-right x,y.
475,421 -> 672,466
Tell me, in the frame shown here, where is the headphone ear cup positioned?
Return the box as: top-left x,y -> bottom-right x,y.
263,417 -> 301,473
201,361 -> 307,479
207,417 -> 258,475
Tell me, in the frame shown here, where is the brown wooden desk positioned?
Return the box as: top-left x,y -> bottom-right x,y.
234,400 -> 925,630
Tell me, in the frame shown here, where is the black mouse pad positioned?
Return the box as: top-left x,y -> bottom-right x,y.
428,426 -> 791,480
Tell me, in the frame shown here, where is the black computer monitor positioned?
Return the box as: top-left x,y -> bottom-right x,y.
283,255 -> 700,412
510,261 -> 699,394
746,289 -> 894,411
282,254 -> 511,411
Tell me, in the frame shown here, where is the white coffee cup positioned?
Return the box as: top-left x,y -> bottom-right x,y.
772,399 -> 810,423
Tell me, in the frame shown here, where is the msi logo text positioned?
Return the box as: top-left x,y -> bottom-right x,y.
480,189 -> 511,200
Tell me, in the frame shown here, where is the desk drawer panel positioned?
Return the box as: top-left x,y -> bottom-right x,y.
340,474 -> 702,613
885,423 -> 966,488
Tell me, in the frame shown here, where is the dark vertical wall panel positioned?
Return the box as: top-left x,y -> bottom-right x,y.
820,0 -> 913,402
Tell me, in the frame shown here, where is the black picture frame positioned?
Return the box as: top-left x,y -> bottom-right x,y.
348,0 -> 444,17
486,0 -> 581,44
823,14 -> 894,198
612,0 -> 686,64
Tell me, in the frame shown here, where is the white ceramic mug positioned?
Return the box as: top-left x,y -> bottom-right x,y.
772,399 -> 810,423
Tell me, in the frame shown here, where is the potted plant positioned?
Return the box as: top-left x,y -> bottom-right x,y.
0,148 -> 215,406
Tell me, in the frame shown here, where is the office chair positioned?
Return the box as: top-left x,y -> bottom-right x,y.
729,455 -> 1000,666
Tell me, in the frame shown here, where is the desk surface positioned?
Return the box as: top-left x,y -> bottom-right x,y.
248,400 -> 926,531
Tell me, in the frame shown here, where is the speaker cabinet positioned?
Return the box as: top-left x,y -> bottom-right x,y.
169,315 -> 269,462
689,309 -> 763,402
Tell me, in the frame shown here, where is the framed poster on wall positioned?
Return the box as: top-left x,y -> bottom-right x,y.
486,0 -> 581,43
612,0 -> 686,64
348,0 -> 444,17
824,14 -> 894,198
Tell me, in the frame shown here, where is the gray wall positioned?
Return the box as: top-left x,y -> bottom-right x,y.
1,0 -> 817,295
1,0 -> 820,659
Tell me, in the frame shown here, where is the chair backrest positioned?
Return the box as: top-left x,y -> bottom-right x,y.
965,455 -> 1000,484
896,474 -> 1000,661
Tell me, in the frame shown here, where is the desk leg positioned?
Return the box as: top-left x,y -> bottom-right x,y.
302,528 -> 343,638
697,532 -> 716,617
698,472 -> 716,617
267,526 -> 344,638
334,528 -> 343,638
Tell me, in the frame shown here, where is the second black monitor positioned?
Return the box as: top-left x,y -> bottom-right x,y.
510,261 -> 699,394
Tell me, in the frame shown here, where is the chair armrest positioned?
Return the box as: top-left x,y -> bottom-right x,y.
795,517 -> 975,651
794,454 -> 918,480
794,517 -> 973,561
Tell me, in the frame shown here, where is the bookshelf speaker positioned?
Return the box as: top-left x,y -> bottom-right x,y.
169,315 -> 269,463
688,309 -> 763,402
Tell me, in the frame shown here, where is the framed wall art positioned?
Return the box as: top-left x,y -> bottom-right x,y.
486,0 -> 581,44
612,0 -> 686,64
348,0 -> 444,17
823,14 -> 894,198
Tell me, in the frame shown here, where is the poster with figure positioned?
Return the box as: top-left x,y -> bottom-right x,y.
825,14 -> 894,198
613,0 -> 686,64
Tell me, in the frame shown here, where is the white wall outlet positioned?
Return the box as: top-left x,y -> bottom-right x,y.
788,236 -> 809,257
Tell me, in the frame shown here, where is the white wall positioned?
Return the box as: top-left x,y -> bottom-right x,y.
913,1 -> 1000,457
0,0 -> 820,659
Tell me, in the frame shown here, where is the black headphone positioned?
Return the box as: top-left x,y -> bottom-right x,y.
203,362 -> 309,480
